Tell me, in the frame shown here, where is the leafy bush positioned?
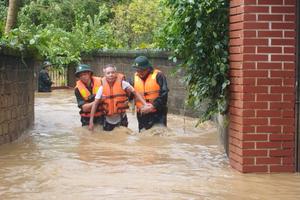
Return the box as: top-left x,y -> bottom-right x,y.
1,0 -> 168,65
0,0 -> 8,37
162,0 -> 229,121
1,1 -> 116,67
111,0 -> 169,49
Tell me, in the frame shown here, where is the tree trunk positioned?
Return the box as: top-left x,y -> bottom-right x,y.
4,0 -> 19,34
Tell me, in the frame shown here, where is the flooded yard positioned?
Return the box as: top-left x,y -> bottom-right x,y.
0,89 -> 300,199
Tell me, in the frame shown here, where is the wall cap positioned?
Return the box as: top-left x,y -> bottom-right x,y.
0,45 -> 32,58
81,49 -> 172,59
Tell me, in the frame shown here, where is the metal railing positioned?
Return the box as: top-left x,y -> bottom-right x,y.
49,68 -> 67,88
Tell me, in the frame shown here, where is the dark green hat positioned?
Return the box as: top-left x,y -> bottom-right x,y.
132,56 -> 152,70
42,61 -> 52,68
75,64 -> 93,77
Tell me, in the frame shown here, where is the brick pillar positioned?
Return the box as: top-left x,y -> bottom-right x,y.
229,0 -> 297,172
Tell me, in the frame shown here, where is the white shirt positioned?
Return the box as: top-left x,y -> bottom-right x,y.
95,80 -> 133,124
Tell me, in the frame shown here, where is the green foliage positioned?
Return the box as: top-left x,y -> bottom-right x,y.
0,0 -> 8,37
72,4 -> 116,52
163,0 -> 229,121
1,0 -> 116,67
111,0 -> 169,49
1,0 -> 229,122
1,0 -> 168,66
18,0 -> 103,31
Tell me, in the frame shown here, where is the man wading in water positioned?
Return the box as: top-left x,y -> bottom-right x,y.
74,64 -> 104,127
131,56 -> 169,132
38,61 -> 54,92
88,64 -> 152,131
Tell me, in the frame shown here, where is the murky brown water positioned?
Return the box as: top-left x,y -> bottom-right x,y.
0,89 -> 300,200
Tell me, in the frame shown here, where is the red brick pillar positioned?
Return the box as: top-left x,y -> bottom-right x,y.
229,0 -> 297,172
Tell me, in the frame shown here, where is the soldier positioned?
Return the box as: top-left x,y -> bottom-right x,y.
74,64 -> 104,126
131,56 -> 169,131
38,61 -> 54,92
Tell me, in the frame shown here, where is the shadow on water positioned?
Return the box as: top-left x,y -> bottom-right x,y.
0,89 -> 300,199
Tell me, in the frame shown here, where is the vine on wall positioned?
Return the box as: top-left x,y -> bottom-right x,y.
162,0 -> 229,121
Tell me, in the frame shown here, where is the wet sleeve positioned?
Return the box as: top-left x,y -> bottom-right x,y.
74,88 -> 85,108
153,72 -> 169,110
95,86 -> 103,99
122,80 -> 134,91
126,77 -> 135,100
40,72 -> 52,86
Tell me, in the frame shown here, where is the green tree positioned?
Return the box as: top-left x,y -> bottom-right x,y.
1,0 -> 170,67
0,0 -> 8,37
18,0 -> 94,31
2,0 -> 116,67
163,0 -> 229,121
111,0 -> 168,49
4,0 -> 19,34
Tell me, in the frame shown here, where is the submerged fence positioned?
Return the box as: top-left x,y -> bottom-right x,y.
48,68 -> 67,88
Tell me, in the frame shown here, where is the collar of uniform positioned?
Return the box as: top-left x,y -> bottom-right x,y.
141,67 -> 154,81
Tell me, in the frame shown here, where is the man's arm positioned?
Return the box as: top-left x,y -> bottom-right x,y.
40,71 -> 53,86
125,86 -> 146,105
75,88 -> 85,108
153,72 -> 169,110
123,81 -> 153,113
88,86 -> 103,130
75,88 -> 94,112
126,77 -> 135,100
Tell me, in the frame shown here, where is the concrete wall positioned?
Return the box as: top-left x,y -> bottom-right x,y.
68,50 -> 203,117
214,113 -> 229,156
0,50 -> 34,144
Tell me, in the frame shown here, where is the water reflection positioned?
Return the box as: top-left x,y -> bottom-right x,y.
0,89 -> 299,199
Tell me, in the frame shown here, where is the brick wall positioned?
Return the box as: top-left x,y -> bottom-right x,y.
229,0 -> 297,172
68,51 -> 204,117
0,51 -> 34,145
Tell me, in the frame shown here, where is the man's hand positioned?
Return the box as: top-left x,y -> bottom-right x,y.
82,102 -> 93,112
88,122 -> 94,131
140,103 -> 154,114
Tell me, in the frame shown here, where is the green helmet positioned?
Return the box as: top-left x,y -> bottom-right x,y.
132,56 -> 152,70
42,61 -> 52,69
75,64 -> 93,77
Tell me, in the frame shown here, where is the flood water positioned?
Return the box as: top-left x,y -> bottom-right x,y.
0,89 -> 300,199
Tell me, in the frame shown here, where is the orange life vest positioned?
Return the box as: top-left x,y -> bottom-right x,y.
75,76 -> 103,117
134,69 -> 161,111
102,73 -> 129,116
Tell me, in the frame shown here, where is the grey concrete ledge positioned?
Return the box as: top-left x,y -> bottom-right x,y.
81,49 -> 172,59
0,45 -> 32,58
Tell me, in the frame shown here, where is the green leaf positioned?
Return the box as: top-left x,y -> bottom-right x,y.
172,56 -> 177,63
184,17 -> 191,23
211,78 -> 217,86
29,39 -> 35,45
213,32 -> 217,38
162,0 -> 229,121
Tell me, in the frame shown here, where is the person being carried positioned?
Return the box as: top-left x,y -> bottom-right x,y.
131,56 -> 169,132
88,64 -> 150,131
74,64 -> 104,127
38,61 -> 54,92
